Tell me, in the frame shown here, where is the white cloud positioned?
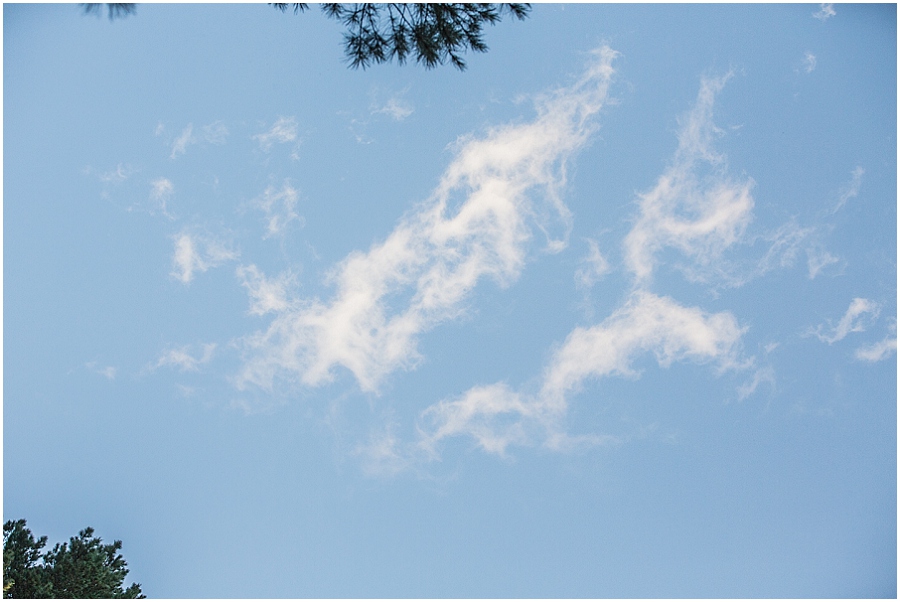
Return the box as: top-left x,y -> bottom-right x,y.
170,231 -> 238,284
149,177 -> 175,219
754,221 -> 813,274
419,382 -> 531,456
372,95 -> 414,121
541,291 -> 745,399
414,74 -> 759,460
713,219 -> 838,287
235,46 -> 619,393
153,343 -> 217,372
99,163 -> 135,183
737,366 -> 775,400
803,51 -> 817,73
831,166 -> 864,214
575,238 -> 610,289
170,124 -> 195,159
354,423 -> 415,477
85,361 -> 117,380
253,180 -> 302,238
855,335 -> 897,362
813,3 -> 836,21
364,87 -> 414,133
236,264 -> 297,316
418,292 -> 746,456
806,245 -> 839,279
253,117 -> 298,151
203,120 -> 229,144
812,297 -> 881,343
622,73 -> 755,285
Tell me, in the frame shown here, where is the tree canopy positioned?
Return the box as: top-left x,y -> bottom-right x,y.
81,3 -> 531,70
271,3 -> 531,70
3,520 -> 143,599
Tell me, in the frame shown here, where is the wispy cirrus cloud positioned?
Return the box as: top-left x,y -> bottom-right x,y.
165,120 -> 227,157
235,46 -> 619,394
170,124 -> 195,159
806,244 -> 839,279
253,180 -> 302,238
236,264 -> 297,316
412,72 -> 753,461
802,51 -> 817,73
150,177 -> 175,219
622,73 -> 755,286
758,166 -> 865,279
253,117 -> 298,151
417,292 -> 745,456
811,297 -> 881,344
737,365 -> 775,401
85,361 -> 117,380
813,3 -> 836,21
171,230 -> 238,284
371,90 -> 414,121
99,163 -> 136,183
203,120 -> 229,145
574,238 -> 610,290
855,325 -> 898,362
153,343 -> 217,372
831,166 -> 864,214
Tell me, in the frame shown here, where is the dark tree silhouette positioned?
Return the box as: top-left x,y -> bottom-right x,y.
3,520 -> 143,599
78,3 -> 531,70
80,3 -> 137,20
271,3 -> 531,70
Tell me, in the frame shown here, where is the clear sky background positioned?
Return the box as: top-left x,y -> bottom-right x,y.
4,2 -> 897,598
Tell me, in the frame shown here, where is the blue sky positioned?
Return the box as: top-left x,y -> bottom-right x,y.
3,2 -> 897,597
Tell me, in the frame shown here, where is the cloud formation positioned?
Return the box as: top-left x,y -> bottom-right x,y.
203,120 -> 229,145
254,117 -> 298,151
171,231 -> 238,284
235,47 -> 619,393
831,166 -> 864,214
803,52 -> 817,73
812,297 -> 881,344
236,264 -> 297,316
170,124 -> 195,159
622,73 -> 754,285
253,180 -> 302,238
806,244 -> 839,279
412,71 -> 754,460
737,365 -> 775,400
855,329 -> 898,362
418,292 -> 745,456
574,238 -> 610,290
150,177 -> 175,218
153,343 -> 217,372
813,3 -> 836,21
99,163 -> 135,183
372,95 -> 414,121
85,361 -> 117,380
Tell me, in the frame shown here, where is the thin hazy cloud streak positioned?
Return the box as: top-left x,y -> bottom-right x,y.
235,47 -> 619,393
623,73 -> 755,285
415,73 -> 752,460
418,292 -> 745,456
813,297 -> 881,343
171,231 -> 238,284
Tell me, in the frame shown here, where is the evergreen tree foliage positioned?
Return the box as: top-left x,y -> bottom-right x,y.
3,520 -> 143,599
80,3 -> 137,20
79,3 -> 531,70
271,3 -> 532,70
3,520 -> 51,599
